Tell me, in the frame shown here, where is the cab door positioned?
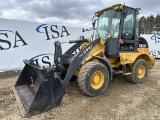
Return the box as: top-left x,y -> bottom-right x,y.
120,7 -> 139,51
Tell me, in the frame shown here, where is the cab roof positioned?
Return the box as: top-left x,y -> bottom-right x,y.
95,4 -> 124,17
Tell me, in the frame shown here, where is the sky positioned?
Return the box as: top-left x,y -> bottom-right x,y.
0,0 -> 160,28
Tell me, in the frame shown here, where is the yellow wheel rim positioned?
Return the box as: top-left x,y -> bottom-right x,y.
90,71 -> 104,89
137,65 -> 146,79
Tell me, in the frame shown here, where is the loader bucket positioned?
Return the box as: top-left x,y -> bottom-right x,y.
13,60 -> 65,117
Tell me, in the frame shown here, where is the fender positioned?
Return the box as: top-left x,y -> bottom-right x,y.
62,38 -> 100,87
93,56 -> 113,81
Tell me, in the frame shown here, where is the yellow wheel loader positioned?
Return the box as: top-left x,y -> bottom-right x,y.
13,4 -> 154,117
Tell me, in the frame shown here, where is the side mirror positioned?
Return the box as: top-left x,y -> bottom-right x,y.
138,16 -> 144,36
92,21 -> 95,29
92,15 -> 98,30
92,19 -> 98,30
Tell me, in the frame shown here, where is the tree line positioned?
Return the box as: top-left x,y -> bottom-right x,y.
140,14 -> 160,34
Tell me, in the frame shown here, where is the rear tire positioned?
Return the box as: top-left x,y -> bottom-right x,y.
78,62 -> 109,96
126,59 -> 148,84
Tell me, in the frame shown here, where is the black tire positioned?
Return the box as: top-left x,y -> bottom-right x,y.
78,62 -> 109,96
126,59 -> 148,84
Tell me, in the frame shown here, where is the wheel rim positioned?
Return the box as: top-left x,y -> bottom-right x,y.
137,65 -> 146,79
90,71 -> 104,89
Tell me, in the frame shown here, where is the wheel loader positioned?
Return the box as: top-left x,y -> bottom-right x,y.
13,4 -> 154,117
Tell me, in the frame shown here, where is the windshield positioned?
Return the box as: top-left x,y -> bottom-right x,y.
96,9 -> 121,39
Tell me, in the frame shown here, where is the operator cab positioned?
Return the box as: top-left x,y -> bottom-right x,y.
94,4 -> 139,57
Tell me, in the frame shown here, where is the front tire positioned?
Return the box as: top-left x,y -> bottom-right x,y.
78,62 -> 109,96
126,59 -> 148,84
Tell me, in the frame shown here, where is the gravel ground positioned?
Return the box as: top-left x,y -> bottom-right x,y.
0,60 -> 160,120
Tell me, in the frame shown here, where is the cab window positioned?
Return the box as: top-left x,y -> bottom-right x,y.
122,9 -> 135,40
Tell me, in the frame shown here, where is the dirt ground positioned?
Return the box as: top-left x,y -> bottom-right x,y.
0,60 -> 160,120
